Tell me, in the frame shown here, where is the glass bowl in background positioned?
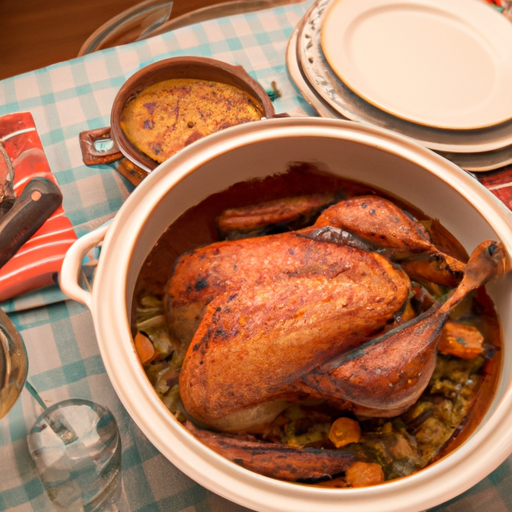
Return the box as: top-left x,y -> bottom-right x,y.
78,0 -> 174,55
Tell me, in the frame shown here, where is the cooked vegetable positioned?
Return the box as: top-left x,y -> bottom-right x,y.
329,417 -> 362,448
437,320 -> 484,359
134,331 -> 155,364
345,462 -> 385,488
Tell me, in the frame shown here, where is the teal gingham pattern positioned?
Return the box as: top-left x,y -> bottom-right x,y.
0,1 -> 316,315
1,1 -> 512,510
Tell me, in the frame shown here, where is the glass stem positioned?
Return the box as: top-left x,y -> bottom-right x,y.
24,380 -> 47,410
25,380 -> 79,443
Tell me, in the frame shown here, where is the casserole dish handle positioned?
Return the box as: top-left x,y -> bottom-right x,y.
59,224 -> 109,310
79,127 -> 123,165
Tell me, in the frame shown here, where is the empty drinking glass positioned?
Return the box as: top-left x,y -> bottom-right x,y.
27,398 -> 126,511
1,307 -> 126,511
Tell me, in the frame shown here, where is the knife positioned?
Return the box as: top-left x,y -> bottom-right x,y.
0,150 -> 63,271
0,143 -> 16,219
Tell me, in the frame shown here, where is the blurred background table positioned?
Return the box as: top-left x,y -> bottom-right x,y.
0,0 -> 227,79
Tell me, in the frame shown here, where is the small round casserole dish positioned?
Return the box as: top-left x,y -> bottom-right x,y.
79,56 -> 276,173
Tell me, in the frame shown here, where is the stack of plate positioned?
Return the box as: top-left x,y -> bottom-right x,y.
287,0 -> 512,171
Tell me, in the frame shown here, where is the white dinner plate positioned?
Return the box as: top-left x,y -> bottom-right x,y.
287,20 -> 512,171
286,23 -> 342,119
321,0 -> 512,130
294,0 -> 512,155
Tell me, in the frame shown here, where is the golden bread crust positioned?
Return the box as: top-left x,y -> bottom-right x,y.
120,78 -> 263,163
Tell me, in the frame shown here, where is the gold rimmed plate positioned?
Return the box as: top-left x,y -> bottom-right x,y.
320,0 -> 512,130
292,0 -> 512,160
286,12 -> 512,171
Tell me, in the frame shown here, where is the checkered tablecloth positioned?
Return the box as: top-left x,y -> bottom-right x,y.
1,1 -> 512,511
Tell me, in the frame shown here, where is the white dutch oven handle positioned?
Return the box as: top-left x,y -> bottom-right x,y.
60,224 -> 110,311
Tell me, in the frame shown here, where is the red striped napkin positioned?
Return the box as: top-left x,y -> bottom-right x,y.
0,112 -> 77,302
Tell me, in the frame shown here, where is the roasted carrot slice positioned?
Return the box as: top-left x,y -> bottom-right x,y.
134,331 -> 155,364
438,321 -> 484,360
328,417 -> 361,448
345,462 -> 385,488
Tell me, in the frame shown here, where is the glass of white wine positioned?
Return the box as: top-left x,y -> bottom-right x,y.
0,307 -> 126,511
0,307 -> 27,419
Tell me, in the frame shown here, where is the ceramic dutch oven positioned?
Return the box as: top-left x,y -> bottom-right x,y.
79,56 -> 276,173
61,117 -> 512,512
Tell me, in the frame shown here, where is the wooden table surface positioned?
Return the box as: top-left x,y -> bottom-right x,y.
0,0 -> 226,80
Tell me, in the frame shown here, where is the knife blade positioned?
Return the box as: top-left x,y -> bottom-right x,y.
0,177 -> 63,271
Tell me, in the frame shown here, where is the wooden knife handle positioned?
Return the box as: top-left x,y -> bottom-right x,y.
0,178 -> 63,270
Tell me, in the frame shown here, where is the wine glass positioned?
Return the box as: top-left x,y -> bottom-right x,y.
0,307 -> 28,419
0,307 -> 126,511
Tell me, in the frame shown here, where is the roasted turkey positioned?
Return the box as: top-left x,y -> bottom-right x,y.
163,194 -> 509,434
